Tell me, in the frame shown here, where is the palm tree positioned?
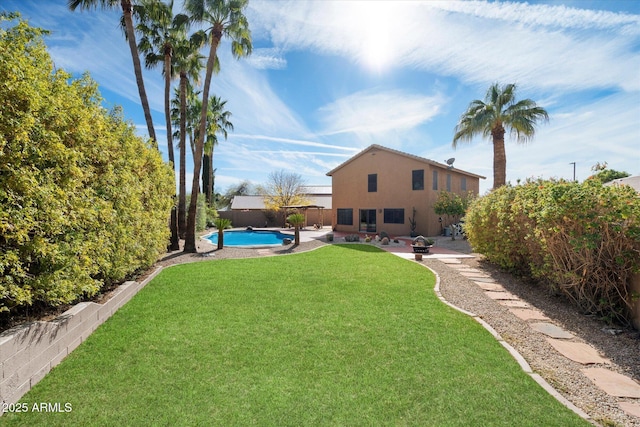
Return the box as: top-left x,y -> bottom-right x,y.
171,35 -> 205,238
202,96 -> 233,207
212,217 -> 232,250
135,0 -> 190,250
286,213 -> 305,246
183,0 -> 252,253
68,0 -> 157,144
453,83 -> 549,189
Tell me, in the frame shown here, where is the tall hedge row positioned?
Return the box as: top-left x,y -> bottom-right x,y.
464,178 -> 640,325
0,15 -> 174,312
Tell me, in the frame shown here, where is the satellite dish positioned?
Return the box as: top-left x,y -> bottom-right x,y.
445,158 -> 455,168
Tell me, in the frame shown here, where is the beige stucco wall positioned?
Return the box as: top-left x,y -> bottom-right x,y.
330,148 -> 480,237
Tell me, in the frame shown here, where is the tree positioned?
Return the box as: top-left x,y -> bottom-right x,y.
135,0 -> 190,250
453,83 -> 548,189
0,14 -> 173,312
212,217 -> 232,249
259,170 -> 310,212
68,0 -> 157,144
183,0 -> 252,253
171,36 -> 205,238
202,96 -> 234,206
433,191 -> 473,240
286,213 -> 305,245
217,180 -> 254,209
588,162 -> 630,184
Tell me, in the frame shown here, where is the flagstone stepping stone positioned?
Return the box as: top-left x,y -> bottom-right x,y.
439,258 -> 462,264
619,401 -> 640,418
582,368 -> 640,398
485,291 -> 520,300
459,271 -> 491,278
509,308 -> 549,321
499,300 -> 530,308
530,322 -> 574,339
475,282 -> 505,291
546,338 -> 610,365
470,277 -> 495,283
454,268 -> 483,273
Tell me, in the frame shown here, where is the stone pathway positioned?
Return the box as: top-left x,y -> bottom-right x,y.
439,259 -> 640,421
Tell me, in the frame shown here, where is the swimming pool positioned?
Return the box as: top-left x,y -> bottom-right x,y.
205,229 -> 296,247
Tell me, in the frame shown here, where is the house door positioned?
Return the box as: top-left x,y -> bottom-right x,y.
359,209 -> 376,233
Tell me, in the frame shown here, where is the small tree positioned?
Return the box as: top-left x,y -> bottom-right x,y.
433,191 -> 473,240
213,217 -> 232,249
259,170 -> 310,224
286,213 -> 306,245
588,162 -> 630,184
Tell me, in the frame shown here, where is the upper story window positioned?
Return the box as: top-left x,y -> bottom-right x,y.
446,174 -> 452,192
432,170 -> 438,190
412,169 -> 424,190
368,173 -> 377,192
461,177 -> 467,191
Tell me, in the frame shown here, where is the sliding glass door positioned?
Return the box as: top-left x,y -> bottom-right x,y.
359,209 -> 376,233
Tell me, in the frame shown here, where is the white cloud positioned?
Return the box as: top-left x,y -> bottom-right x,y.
317,89 -> 445,138
246,48 -> 287,69
249,0 -> 640,92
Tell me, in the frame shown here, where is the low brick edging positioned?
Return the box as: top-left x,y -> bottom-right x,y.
0,267 -> 163,406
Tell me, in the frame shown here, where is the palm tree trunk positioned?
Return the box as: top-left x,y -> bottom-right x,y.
121,0 -> 156,144
164,48 -> 179,250
492,126 -> 507,188
184,29 -> 221,252
202,153 -> 211,205
178,72 -> 188,239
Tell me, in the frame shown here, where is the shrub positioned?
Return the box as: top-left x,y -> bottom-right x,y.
0,15 -> 174,313
465,178 -> 640,325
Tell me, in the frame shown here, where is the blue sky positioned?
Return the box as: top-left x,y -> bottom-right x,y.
3,0 -> 639,194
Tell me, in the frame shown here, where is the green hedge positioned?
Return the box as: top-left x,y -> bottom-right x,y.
0,15 -> 174,312
465,178 -> 640,325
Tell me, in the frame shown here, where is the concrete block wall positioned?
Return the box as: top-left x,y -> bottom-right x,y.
0,267 -> 162,406
631,272 -> 640,331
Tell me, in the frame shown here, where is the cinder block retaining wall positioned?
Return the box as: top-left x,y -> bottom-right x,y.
631,273 -> 640,331
0,267 -> 163,406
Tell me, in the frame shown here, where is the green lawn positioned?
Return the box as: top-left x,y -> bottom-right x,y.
2,245 -> 588,426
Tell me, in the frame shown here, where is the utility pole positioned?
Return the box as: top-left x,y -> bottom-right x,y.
569,162 -> 576,182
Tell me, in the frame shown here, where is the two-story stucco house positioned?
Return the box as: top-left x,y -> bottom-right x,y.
326,144 -> 485,237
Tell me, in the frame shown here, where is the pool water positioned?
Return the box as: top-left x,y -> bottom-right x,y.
205,230 -> 295,247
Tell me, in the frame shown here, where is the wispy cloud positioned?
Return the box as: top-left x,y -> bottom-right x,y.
317,89 -> 445,137
249,0 -> 640,92
245,47 -> 287,69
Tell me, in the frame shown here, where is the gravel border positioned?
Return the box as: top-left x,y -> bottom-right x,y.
427,253 -> 640,427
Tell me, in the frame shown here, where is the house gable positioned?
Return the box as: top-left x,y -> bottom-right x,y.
328,144 -> 484,237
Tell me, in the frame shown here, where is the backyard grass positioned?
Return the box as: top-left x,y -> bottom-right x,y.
2,245 -> 588,426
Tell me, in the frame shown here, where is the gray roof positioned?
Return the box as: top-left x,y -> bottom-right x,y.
231,195 -> 332,210
604,175 -> 640,192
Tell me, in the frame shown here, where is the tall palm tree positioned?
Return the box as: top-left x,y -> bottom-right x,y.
68,0 -> 157,144
183,0 -> 252,253
202,95 -> 233,207
135,0 -> 190,250
453,83 -> 549,189
171,36 -> 204,239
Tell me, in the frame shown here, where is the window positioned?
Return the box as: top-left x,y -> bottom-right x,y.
384,208 -> 405,224
446,174 -> 452,192
368,173 -> 377,192
432,170 -> 438,190
412,169 -> 424,190
337,208 -> 353,225
461,177 -> 467,191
